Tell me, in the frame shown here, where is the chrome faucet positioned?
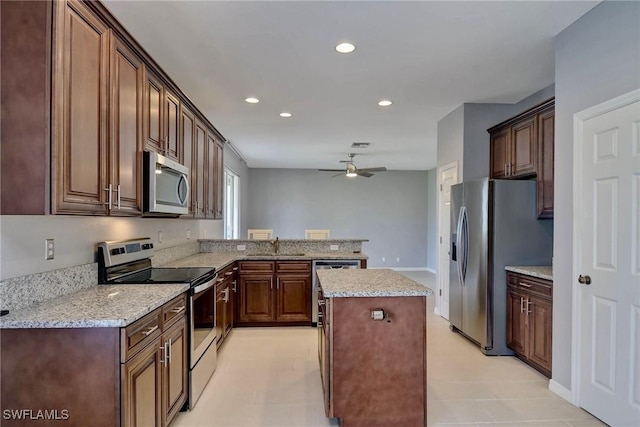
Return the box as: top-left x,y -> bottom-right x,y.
271,237 -> 280,254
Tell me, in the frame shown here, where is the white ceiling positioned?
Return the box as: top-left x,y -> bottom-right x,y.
103,0 -> 598,171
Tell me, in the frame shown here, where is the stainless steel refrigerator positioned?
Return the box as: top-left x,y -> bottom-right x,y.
449,178 -> 553,355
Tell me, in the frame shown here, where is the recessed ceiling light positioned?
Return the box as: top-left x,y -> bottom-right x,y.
245,97 -> 259,104
335,42 -> 356,54
378,99 -> 392,107
279,112 -> 292,118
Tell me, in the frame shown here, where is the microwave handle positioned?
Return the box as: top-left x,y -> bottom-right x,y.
177,173 -> 190,206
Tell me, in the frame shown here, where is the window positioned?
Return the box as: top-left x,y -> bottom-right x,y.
223,168 -> 240,239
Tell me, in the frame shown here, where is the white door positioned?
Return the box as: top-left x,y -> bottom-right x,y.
438,162 -> 458,319
575,91 -> 640,426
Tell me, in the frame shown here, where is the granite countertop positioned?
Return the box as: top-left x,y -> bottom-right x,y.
0,284 -> 189,329
505,266 -> 553,281
317,269 -> 433,298
163,252 -> 368,269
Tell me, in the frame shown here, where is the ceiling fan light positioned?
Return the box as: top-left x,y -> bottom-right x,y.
346,171 -> 357,178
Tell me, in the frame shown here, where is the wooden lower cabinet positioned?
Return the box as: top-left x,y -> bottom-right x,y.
122,335 -> 163,427
237,261 -> 312,325
162,319 -> 188,426
506,272 -> 552,377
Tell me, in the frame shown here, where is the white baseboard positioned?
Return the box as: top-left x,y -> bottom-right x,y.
426,267 -> 436,274
549,379 -> 575,405
433,306 -> 441,316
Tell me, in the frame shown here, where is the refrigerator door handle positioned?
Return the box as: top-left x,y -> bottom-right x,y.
462,206 -> 469,280
456,206 -> 465,287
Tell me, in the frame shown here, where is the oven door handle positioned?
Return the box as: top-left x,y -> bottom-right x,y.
192,274 -> 218,295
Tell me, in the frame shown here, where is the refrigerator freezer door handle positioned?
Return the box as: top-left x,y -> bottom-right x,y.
462,207 -> 469,280
456,207 -> 465,287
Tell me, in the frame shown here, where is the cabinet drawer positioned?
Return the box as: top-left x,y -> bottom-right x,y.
162,294 -> 187,329
219,262 -> 237,279
238,261 -> 274,274
121,307 -> 162,362
276,261 -> 311,274
507,272 -> 552,298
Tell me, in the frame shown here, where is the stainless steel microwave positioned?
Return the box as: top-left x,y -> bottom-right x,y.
143,151 -> 189,215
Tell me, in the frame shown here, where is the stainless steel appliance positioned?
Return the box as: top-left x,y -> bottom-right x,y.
312,260 -> 360,324
97,238 -> 217,409
144,151 -> 190,216
449,178 -> 553,355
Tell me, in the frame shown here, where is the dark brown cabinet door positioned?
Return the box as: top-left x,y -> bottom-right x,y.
162,318 -> 187,426
205,133 -> 216,218
180,106 -> 195,216
215,283 -> 226,346
238,275 -> 274,322
54,0 -> 110,214
215,141 -> 224,219
537,107 -> 555,218
506,287 -> 527,356
225,282 -> 234,336
122,336 -> 162,427
489,128 -> 509,179
164,90 -> 180,162
144,70 -> 164,154
276,274 -> 312,322
510,116 -> 537,177
110,36 -> 143,216
528,295 -> 552,376
193,120 -> 207,218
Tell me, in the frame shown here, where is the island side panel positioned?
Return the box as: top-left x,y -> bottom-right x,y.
1,328 -> 120,426
331,296 -> 426,427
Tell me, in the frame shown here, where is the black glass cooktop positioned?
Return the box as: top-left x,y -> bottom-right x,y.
113,267 -> 216,286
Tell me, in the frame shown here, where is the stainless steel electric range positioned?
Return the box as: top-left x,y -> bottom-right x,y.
97,237 -> 217,410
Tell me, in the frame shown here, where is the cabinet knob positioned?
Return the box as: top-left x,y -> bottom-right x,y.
578,275 -> 592,285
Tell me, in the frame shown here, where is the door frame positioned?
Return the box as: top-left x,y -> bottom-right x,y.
570,88 -> 640,406
436,161 -> 459,317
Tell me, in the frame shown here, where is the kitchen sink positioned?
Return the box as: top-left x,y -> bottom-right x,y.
245,253 -> 306,257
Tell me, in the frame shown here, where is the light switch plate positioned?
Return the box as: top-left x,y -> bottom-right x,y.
330,244 -> 339,251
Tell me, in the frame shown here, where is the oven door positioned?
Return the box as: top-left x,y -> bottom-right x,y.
190,277 -> 217,367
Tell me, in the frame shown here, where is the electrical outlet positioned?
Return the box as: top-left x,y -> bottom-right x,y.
45,239 -> 54,260
382,257 -> 386,263
187,229 -> 191,239
396,257 -> 400,263
330,244 -> 339,251
237,245 -> 246,251
158,231 -> 163,243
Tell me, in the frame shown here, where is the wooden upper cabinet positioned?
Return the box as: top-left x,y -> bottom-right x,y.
144,70 -> 164,155
205,133 -> 216,218
164,90 -> 180,162
110,35 -> 143,216
490,128 -> 509,179
510,116 -> 537,178
488,98 -> 555,218
180,106 -> 195,216
193,120 -> 207,218
537,107 -> 555,218
215,140 -> 224,219
54,0 -> 110,214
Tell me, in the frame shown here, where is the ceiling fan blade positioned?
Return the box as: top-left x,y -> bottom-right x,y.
319,169 -> 345,172
357,171 -> 373,178
358,167 -> 387,173
331,173 -> 344,178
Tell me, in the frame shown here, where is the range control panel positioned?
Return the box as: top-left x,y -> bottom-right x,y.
98,238 -> 154,268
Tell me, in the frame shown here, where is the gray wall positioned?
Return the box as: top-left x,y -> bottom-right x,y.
0,216 -> 223,280
246,168 -> 430,268
426,168 -> 438,271
437,104 -> 465,174
553,1 -> 640,391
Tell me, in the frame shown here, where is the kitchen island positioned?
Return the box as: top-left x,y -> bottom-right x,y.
316,269 -> 432,427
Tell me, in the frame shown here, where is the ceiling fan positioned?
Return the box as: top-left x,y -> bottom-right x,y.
318,153 -> 387,178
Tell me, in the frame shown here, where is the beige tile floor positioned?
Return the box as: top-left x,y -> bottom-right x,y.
172,271 -> 606,427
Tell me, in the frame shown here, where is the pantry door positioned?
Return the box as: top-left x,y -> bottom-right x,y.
438,162 -> 458,319
574,89 -> 640,426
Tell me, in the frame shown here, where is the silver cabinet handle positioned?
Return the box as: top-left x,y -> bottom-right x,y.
520,296 -> 525,313
225,271 -> 233,276
104,184 -> 112,209
519,282 -> 532,288
142,325 -> 158,336
223,288 -> 230,303
159,342 -> 166,364
116,184 -> 121,209
171,306 -> 185,314
168,338 -> 172,363
527,300 -> 533,315
232,267 -> 238,271
318,300 -> 326,306
232,280 -> 237,293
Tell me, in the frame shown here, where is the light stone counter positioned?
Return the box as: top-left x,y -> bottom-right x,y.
505,266 -> 553,281
0,284 -> 189,329
318,269 -> 433,298
163,252 -> 368,269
